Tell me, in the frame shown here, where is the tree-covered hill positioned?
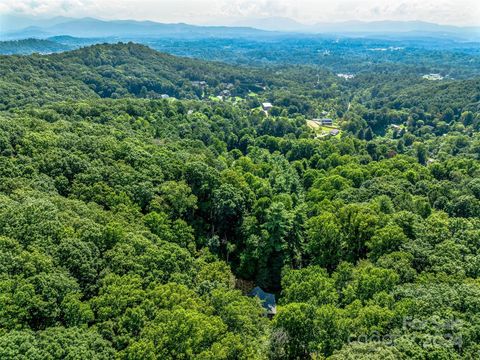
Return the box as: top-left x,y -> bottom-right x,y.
2,42 -> 478,129
0,42 -> 480,359
0,42 -> 283,110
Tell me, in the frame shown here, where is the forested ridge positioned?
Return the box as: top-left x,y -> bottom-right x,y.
0,43 -> 284,109
0,42 -> 480,359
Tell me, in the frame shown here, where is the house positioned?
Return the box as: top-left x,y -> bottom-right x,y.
422,73 -> 443,81
337,73 -> 355,80
192,81 -> 208,87
160,94 -> 170,99
249,287 -> 277,318
330,129 -> 340,136
313,118 -> 333,126
220,89 -> 231,97
262,102 -> 273,111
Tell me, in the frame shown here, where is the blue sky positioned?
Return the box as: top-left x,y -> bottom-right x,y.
1,0 -> 479,26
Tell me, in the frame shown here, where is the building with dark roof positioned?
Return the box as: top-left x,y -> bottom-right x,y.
249,287 -> 277,318
312,118 -> 334,126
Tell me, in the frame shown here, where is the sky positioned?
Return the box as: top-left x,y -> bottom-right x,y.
1,0 -> 479,27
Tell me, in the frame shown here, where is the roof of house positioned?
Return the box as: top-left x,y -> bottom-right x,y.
330,129 -> 340,136
313,118 -> 333,124
262,102 -> 273,108
249,287 -> 277,315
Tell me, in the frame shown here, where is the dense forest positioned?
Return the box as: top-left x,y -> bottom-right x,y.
0,42 -> 480,359
3,34 -> 480,77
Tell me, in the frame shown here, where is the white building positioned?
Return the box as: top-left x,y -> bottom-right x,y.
262,102 -> 273,111
422,74 -> 443,81
337,73 -> 355,80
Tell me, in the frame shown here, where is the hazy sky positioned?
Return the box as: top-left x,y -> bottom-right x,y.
1,0 -> 479,26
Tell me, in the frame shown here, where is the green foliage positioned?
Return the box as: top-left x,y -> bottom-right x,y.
0,42 -> 479,359
328,342 -> 402,360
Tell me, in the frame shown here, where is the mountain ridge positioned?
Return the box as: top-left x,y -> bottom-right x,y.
2,16 -> 479,41
232,17 -> 480,39
0,42 -> 278,109
2,17 -> 273,40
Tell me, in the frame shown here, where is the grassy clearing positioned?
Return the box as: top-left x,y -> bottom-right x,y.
307,120 -> 342,137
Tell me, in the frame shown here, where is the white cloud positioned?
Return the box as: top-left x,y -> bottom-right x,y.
220,0 -> 289,18
0,0 -> 479,26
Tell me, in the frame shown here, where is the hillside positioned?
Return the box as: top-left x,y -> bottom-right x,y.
2,42 -> 478,125
0,41 -> 480,359
0,42 -> 278,109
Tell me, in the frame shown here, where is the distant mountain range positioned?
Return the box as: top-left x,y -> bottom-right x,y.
1,17 -> 270,40
233,18 -> 480,40
1,15 -> 479,41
